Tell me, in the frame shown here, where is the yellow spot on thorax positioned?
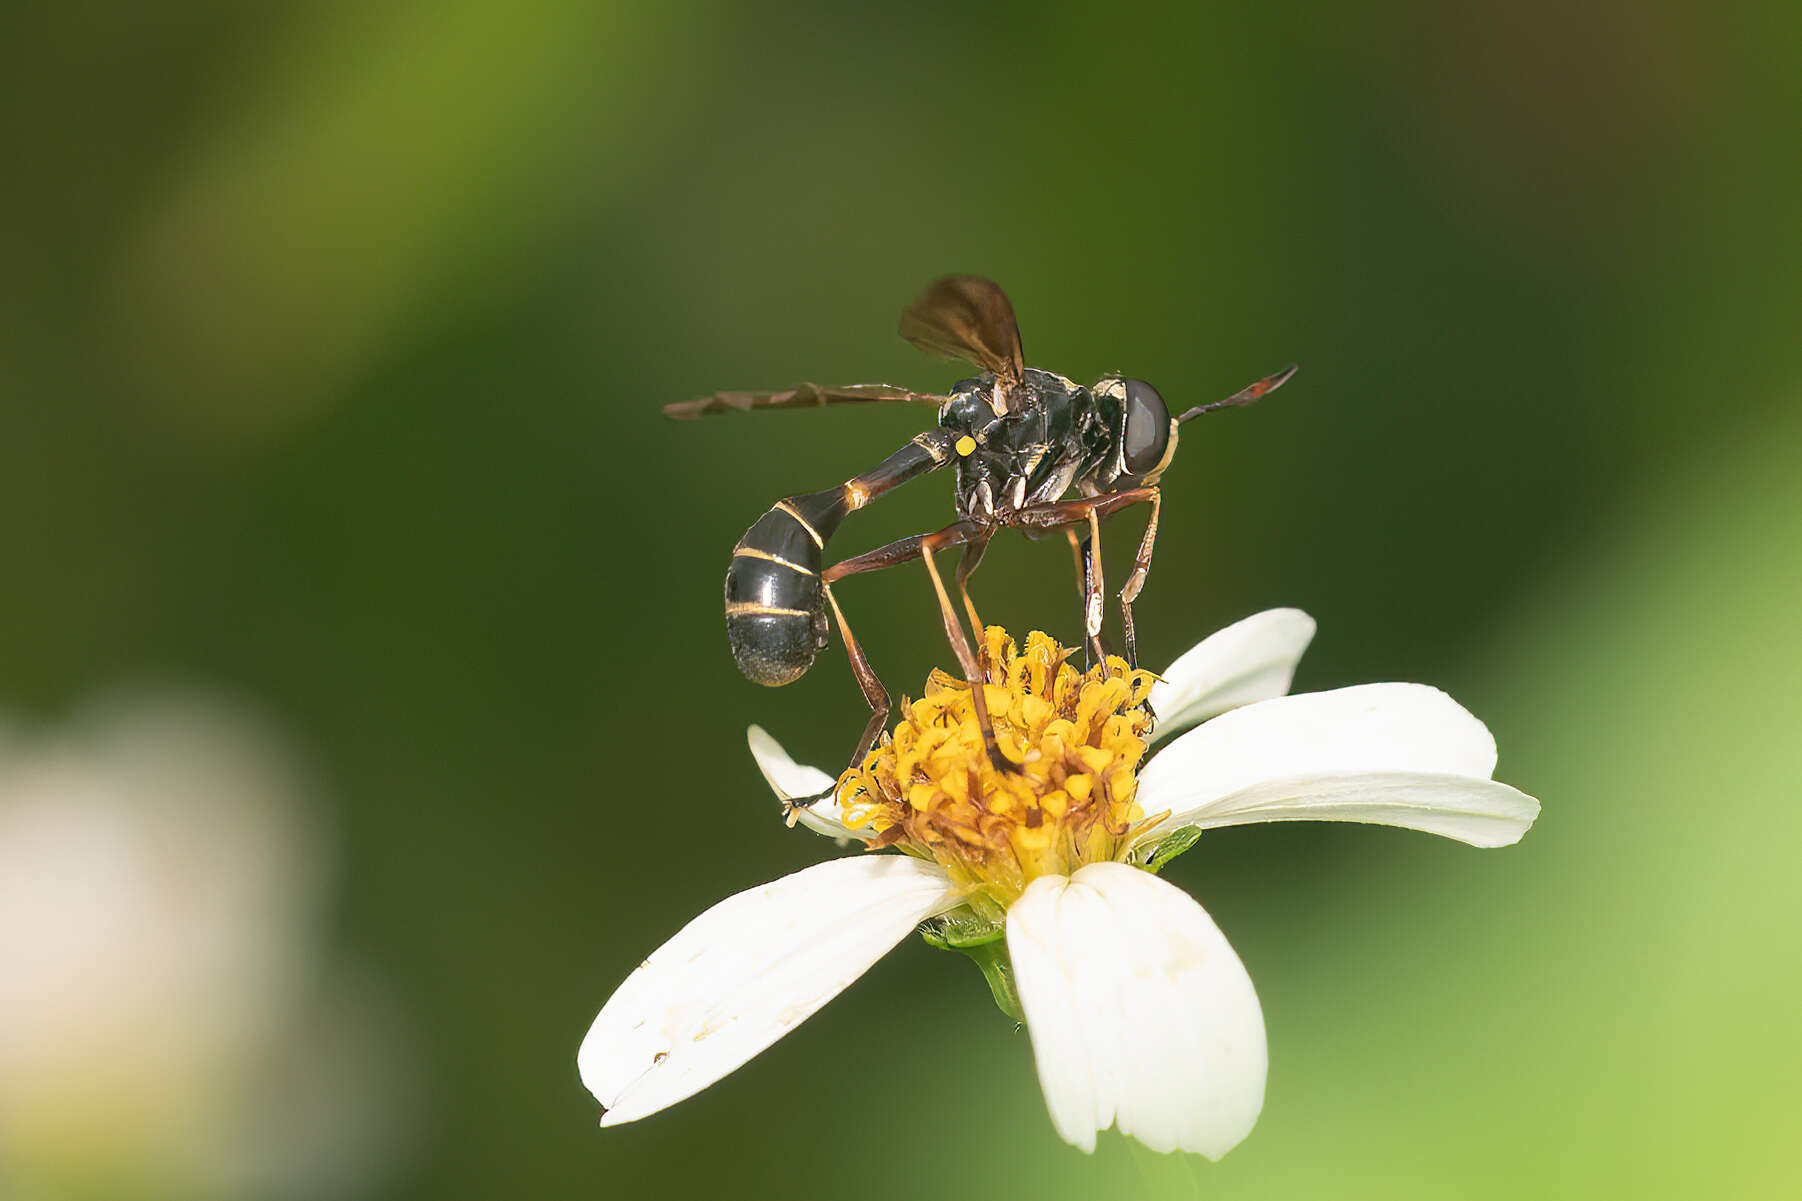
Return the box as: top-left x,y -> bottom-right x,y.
954,435 -> 977,457
837,627 -> 1157,911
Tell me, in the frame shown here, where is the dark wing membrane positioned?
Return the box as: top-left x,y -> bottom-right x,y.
897,275 -> 1025,385
664,382 -> 946,421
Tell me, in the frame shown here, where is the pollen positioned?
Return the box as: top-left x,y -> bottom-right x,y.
954,435 -> 978,457
837,627 -> 1158,910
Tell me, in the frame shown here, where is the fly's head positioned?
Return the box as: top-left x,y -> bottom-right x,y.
1092,376 -> 1175,489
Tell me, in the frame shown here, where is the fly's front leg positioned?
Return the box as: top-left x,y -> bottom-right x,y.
1009,488 -> 1159,665
1117,487 -> 1161,669
1082,509 -> 1107,665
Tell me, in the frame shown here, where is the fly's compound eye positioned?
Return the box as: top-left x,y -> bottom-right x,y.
1121,378 -> 1171,477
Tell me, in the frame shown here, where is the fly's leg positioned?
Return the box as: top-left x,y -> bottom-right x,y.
1117,487 -> 1161,669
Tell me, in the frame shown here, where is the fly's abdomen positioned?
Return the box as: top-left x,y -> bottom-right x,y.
724,490 -> 847,685
723,433 -> 953,686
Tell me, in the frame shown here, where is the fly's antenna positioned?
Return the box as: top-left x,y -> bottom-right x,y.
1177,364 -> 1298,423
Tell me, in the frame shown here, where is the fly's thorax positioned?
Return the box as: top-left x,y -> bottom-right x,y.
836,627 -> 1159,912
939,369 -> 1101,515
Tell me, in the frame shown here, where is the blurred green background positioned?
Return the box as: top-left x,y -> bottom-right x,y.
3,1 -> 1798,1197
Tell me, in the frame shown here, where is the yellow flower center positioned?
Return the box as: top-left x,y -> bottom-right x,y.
837,626 -> 1159,913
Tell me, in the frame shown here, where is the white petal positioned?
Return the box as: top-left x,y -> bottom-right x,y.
579,856 -> 956,1125
1154,770 -> 1539,847
746,725 -> 865,842
1148,609 -> 1317,744
1007,863 -> 1266,1158
1137,683 -> 1498,842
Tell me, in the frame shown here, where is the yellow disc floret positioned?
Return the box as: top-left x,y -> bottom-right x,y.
838,627 -> 1159,913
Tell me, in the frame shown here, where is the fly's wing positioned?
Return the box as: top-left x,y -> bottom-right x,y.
897,276 -> 1025,389
664,382 -> 947,421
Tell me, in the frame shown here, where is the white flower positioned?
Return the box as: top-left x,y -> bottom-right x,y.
578,610 -> 1538,1158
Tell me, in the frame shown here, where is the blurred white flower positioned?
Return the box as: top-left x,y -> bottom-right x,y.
0,692 -> 406,1200
579,611 -> 1539,1159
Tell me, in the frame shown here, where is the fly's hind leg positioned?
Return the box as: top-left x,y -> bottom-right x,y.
777,581 -> 893,821
801,520 -> 1001,800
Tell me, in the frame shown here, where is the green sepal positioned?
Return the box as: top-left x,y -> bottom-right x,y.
920,908 -> 1005,950
1142,825 -> 1203,874
961,939 -> 1024,1022
922,911 -> 1021,1022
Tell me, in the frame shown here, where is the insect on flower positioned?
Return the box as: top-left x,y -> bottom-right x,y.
578,611 -> 1540,1157
668,276 -> 1296,782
